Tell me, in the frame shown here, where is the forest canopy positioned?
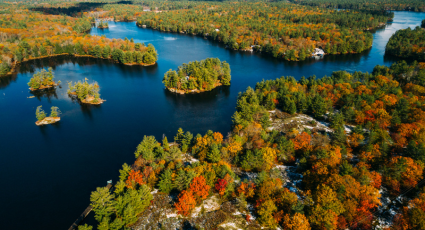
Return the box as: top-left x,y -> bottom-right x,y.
88,60 -> 425,230
386,26 -> 425,61
0,6 -> 158,76
136,2 -> 391,61
289,0 -> 425,12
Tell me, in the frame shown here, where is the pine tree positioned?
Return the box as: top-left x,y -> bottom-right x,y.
207,144 -> 221,163
175,128 -> 185,145
310,95 -> 326,118
158,169 -> 174,193
36,106 -> 46,121
50,106 -> 61,117
174,169 -> 189,191
134,135 -> 158,160
90,187 -> 114,221
162,136 -> 170,150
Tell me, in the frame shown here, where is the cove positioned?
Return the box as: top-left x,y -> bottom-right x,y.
0,11 -> 424,230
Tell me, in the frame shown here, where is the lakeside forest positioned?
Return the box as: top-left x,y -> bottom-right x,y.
1,0 -> 425,230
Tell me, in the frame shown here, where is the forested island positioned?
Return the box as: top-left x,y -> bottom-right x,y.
0,6 -> 158,77
163,58 -> 231,94
97,20 -> 109,29
136,2 -> 392,61
27,68 -> 60,91
85,60 -> 425,230
67,80 -> 104,105
386,27 -> 425,61
35,106 -> 61,126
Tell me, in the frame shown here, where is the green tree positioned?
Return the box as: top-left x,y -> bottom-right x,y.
162,136 -> 170,150
134,135 -> 158,161
90,187 -> 115,222
78,224 -> 93,230
310,95 -> 326,118
36,106 -> 46,121
50,106 -> 61,117
207,143 -> 221,163
158,169 -> 174,193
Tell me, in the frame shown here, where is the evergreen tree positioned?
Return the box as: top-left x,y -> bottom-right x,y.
174,169 -> 190,191
310,95 -> 326,118
282,96 -> 297,114
50,106 -> 61,117
162,136 -> 170,150
207,143 -> 221,163
36,106 -> 46,121
134,135 -> 158,161
119,163 -> 131,182
90,187 -> 114,221
158,169 -> 174,193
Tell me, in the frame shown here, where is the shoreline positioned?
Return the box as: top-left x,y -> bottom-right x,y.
35,117 -> 60,126
1,54 -> 156,78
166,82 -> 223,94
136,23 -> 381,61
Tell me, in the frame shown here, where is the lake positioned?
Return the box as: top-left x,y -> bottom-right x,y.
0,11 -> 424,230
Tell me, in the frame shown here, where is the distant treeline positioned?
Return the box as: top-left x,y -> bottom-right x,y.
137,2 -> 391,61
289,0 -> 425,12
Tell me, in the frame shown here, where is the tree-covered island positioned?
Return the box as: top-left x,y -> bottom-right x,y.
35,105 -> 61,126
162,58 -> 231,94
67,80 -> 104,105
27,68 -> 60,91
97,20 -> 109,29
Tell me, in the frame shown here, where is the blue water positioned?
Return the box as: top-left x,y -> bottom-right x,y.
0,11 -> 424,230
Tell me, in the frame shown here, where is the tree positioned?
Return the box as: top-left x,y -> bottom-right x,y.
282,213 -> 311,230
207,143 -> 221,163
189,176 -> 210,202
310,95 -> 326,118
215,178 -> 227,196
125,170 -> 144,189
162,136 -> 169,150
78,224 -> 93,230
174,169 -> 195,191
50,106 -> 61,117
158,169 -> 174,193
90,187 -> 115,221
282,96 -> 297,114
143,53 -> 155,64
175,190 -> 196,216
257,199 -> 278,228
36,106 -> 46,121
134,135 -> 158,160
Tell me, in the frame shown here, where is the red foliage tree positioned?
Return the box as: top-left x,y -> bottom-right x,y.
215,178 -> 228,196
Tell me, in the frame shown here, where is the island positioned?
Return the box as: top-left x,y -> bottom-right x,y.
386,26 -> 425,61
162,58 -> 231,94
27,68 -> 60,91
97,20 -> 109,29
35,106 -> 61,126
67,80 -> 105,105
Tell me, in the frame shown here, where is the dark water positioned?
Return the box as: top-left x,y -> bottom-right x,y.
0,11 -> 424,230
